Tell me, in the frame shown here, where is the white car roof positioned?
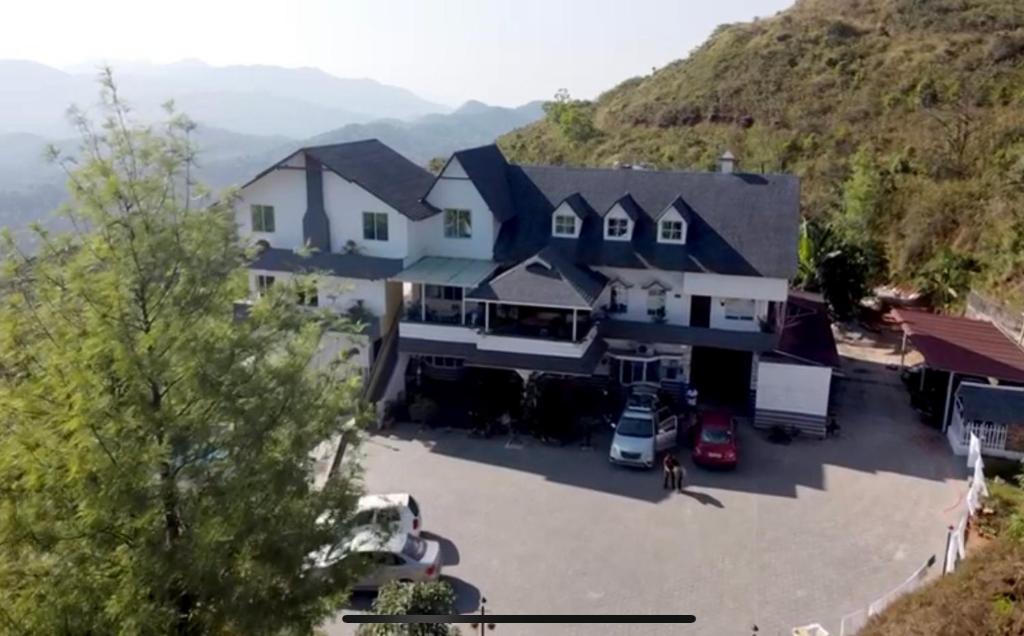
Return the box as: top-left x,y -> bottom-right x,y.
357,493 -> 412,511
346,528 -> 409,554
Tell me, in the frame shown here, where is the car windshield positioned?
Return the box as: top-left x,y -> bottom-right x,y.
352,510 -> 376,526
701,428 -> 732,444
616,415 -> 653,438
402,534 -> 427,561
626,393 -> 657,411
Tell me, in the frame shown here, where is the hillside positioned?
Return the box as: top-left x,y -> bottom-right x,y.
500,0 -> 1024,306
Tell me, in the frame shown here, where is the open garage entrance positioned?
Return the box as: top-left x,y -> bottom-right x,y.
689,347 -> 753,408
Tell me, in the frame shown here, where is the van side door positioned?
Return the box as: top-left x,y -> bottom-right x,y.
655,408 -> 678,452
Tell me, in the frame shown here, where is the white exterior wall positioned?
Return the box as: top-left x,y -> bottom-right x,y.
709,298 -> 768,332
419,158 -> 497,260
236,152 -> 414,263
684,273 -> 788,302
248,270 -> 388,318
236,164 -> 307,250
756,362 -> 831,417
596,267 -> 691,326
322,172 -> 410,260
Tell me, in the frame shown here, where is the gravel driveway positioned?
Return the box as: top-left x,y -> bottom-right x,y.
326,361 -> 964,636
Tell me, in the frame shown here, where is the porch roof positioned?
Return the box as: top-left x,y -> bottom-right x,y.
392,257 -> 499,288
399,338 -> 606,376
957,383 -> 1024,424
894,309 -> 1024,383
600,320 -> 778,353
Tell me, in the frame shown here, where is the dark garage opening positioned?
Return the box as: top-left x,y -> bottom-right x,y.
690,347 -> 752,408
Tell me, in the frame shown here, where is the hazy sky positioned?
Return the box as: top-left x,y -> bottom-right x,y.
2,0 -> 794,107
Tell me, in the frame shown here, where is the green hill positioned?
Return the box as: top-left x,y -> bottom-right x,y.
500,0 -> 1024,306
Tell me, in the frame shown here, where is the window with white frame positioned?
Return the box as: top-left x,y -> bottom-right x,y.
606,217 -> 630,239
723,298 -> 755,321
256,274 -> 275,297
250,204 -> 275,232
553,214 -> 577,237
362,211 -> 389,241
443,208 -> 472,238
608,283 -> 628,313
647,287 -> 667,318
660,219 -> 685,242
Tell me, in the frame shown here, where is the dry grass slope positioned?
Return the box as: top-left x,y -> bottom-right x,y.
499,0 -> 1024,305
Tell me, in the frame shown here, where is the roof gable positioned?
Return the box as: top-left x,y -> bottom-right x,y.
304,140 -> 438,221
441,145 -> 517,223
469,246 -> 607,309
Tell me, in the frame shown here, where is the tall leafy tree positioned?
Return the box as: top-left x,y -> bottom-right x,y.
0,71 -> 368,634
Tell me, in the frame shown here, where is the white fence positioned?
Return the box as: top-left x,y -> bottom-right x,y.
805,433 -> 988,636
944,434 -> 989,574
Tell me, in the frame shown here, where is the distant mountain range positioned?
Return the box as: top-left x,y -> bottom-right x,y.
0,59 -> 448,138
0,60 -> 545,242
303,100 -> 544,165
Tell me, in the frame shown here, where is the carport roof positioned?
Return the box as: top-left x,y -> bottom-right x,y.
894,309 -> 1024,383
392,257 -> 499,288
957,383 -> 1024,424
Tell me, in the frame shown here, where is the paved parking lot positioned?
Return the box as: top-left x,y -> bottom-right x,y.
327,363 -> 964,636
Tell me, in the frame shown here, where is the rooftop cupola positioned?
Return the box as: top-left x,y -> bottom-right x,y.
719,150 -> 737,174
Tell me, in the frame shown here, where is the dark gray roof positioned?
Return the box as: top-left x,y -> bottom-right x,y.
468,247 -> 607,309
600,319 -> 779,352
558,193 -> 596,219
445,145 -> 517,222
494,157 -> 800,278
399,338 -> 606,376
304,140 -> 438,220
957,384 -> 1024,424
250,247 -> 404,280
659,196 -> 697,222
607,194 -> 642,220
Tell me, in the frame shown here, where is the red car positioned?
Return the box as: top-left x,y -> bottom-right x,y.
692,411 -> 738,468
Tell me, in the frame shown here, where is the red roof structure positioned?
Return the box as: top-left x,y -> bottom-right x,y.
893,309 -> 1024,383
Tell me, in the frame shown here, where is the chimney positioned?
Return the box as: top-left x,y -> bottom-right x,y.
302,155 -> 331,252
718,150 -> 736,174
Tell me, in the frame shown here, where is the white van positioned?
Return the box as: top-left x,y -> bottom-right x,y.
608,404 -> 679,468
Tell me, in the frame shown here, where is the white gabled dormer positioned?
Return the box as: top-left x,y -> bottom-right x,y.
550,193 -> 590,239
603,194 -> 641,242
656,196 -> 693,245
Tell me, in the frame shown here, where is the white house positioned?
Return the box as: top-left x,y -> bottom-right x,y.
235,140 -> 827,428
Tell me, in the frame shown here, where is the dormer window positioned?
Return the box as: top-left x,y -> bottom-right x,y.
553,213 -> 577,237
657,197 -> 692,244
606,217 -> 630,239
660,219 -> 685,243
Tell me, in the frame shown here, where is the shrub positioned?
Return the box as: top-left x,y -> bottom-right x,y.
357,580 -> 459,636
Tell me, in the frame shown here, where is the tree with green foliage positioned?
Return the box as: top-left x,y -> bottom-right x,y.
817,243 -> 870,321
357,581 -> 460,636
915,247 -> 980,310
796,218 -> 869,320
543,89 -> 599,144
0,71 -> 368,634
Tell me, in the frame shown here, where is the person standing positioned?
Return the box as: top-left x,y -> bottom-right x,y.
663,454 -> 680,490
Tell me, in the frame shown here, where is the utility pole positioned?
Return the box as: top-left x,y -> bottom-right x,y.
469,597 -> 495,635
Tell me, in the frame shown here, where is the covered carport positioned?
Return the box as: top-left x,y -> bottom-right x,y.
894,309 -> 1024,434
754,292 -> 841,437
